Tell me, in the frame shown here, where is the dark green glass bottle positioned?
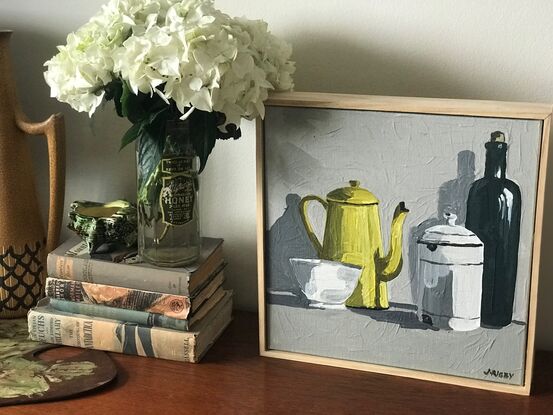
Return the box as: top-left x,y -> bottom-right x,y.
465,131 -> 521,328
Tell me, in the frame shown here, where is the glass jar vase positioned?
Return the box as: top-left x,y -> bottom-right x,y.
137,119 -> 200,267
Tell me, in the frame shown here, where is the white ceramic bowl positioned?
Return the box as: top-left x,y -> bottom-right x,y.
289,258 -> 362,305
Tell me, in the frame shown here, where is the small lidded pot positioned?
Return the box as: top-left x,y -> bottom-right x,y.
417,213 -> 484,331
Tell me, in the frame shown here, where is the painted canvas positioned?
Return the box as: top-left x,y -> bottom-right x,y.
258,93 -> 551,394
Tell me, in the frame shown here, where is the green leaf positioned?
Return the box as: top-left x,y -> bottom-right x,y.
136,127 -> 164,204
189,110 -> 217,174
113,85 -> 124,118
119,122 -> 142,151
147,106 -> 170,126
121,81 -> 147,123
132,105 -> 173,206
104,80 -> 124,117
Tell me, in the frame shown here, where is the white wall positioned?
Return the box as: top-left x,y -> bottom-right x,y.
1,0 -> 553,349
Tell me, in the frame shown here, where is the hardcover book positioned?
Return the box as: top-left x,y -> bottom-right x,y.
48,276 -> 227,331
49,298 -> 190,331
45,277 -> 191,319
28,291 -> 233,363
45,269 -> 226,320
47,237 -> 224,296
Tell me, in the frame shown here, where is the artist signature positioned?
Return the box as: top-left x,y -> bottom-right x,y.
483,368 -> 514,380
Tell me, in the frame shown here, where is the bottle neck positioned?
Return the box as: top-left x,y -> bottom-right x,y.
484,142 -> 507,179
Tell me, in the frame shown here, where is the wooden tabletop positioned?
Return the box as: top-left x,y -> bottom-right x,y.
4,311 -> 553,414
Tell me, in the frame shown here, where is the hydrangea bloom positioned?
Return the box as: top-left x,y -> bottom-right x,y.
44,0 -> 295,127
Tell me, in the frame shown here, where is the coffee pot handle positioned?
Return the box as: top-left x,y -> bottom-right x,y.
16,113 -> 65,254
299,195 -> 327,257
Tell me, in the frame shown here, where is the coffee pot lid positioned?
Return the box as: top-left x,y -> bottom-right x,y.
326,180 -> 379,205
418,213 -> 483,246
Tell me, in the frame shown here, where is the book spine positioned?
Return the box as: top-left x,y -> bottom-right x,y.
47,251 -> 191,296
28,308 -> 198,362
49,299 -> 189,331
45,278 -> 191,320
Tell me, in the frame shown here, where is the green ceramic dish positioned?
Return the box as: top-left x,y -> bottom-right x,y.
68,200 -> 137,254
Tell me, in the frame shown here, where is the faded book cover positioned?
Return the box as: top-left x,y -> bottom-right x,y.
49,299 -> 190,331
45,277 -> 191,320
47,268 -> 228,330
47,236 -> 224,296
28,291 -> 233,363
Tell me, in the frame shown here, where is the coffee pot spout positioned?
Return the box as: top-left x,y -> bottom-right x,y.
379,202 -> 409,282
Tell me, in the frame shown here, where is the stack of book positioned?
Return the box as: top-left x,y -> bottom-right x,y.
27,237 -> 232,363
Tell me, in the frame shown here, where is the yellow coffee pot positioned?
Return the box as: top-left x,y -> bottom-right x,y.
299,180 -> 409,309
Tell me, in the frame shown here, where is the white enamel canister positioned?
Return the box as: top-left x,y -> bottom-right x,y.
417,213 -> 484,331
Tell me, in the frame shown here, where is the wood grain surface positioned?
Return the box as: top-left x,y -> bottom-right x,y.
265,91 -> 553,119
3,311 -> 553,415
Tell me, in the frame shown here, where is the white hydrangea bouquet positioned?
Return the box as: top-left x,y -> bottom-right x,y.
44,0 -> 294,265
44,0 -> 295,171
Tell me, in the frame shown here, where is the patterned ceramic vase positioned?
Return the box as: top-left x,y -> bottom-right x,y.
0,30 -> 65,317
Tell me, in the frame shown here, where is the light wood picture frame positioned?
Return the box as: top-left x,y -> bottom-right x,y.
257,91 -> 552,395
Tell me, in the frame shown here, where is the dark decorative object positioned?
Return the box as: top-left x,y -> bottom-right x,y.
466,131 -> 522,328
0,242 -> 44,315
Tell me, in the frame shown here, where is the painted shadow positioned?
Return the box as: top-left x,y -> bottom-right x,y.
408,150 -> 475,310
265,193 -> 317,304
348,303 -> 438,330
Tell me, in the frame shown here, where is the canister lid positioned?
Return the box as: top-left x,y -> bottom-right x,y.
418,213 -> 483,246
326,180 -> 379,205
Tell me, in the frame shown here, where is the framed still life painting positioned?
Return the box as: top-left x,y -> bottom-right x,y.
256,92 -> 552,394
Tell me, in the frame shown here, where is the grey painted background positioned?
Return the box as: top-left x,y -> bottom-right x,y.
263,106 -> 543,384
264,106 -> 542,322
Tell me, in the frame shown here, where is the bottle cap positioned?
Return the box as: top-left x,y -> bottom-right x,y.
490,131 -> 506,143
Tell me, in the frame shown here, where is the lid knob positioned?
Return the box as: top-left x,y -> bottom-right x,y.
326,180 -> 379,205
444,212 -> 457,226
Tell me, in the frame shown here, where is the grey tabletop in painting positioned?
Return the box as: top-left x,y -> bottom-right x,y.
264,106 -> 542,385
